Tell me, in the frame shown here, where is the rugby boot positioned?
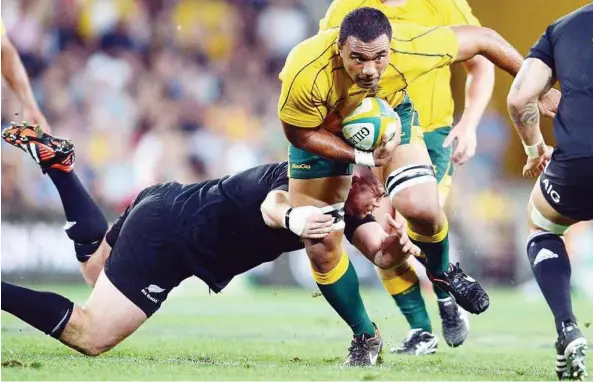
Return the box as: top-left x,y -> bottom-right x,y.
2,122 -> 74,173
390,329 -> 438,355
438,298 -> 469,347
343,323 -> 383,366
555,321 -> 588,380
428,262 -> 490,315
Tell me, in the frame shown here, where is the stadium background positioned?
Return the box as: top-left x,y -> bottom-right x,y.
1,0 -> 592,296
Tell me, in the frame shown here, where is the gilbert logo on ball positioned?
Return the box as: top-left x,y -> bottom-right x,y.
342,97 -> 399,151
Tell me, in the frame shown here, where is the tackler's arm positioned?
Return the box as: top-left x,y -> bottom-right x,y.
260,190 -> 334,240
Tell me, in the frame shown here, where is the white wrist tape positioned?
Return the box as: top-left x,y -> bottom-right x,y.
523,140 -> 545,159
354,149 -> 375,167
287,206 -> 323,236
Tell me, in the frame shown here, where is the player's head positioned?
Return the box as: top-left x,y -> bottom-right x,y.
345,166 -> 385,218
338,7 -> 392,89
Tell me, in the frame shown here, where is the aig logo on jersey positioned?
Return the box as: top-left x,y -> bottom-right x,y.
141,284 -> 165,303
542,178 -> 561,203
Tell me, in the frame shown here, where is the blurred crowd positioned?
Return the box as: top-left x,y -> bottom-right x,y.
1,0 -> 330,217
2,0 -> 591,285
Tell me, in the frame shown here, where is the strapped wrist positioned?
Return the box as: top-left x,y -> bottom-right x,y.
284,207 -> 293,230
354,149 -> 375,167
523,139 -> 546,158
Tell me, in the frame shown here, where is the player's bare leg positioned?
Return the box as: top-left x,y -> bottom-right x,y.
80,240 -> 113,286
59,271 -> 147,355
290,176 -> 382,366
380,143 -> 489,315
372,197 -> 437,354
527,184 -> 587,380
1,270 -> 147,356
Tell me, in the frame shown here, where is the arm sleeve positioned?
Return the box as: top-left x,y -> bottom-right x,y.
278,63 -> 327,128
527,26 -> 556,77
269,162 -> 289,192
344,213 -> 376,243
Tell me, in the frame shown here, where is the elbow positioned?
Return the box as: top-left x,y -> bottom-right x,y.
506,89 -> 528,113
287,133 -> 309,150
474,27 -> 506,58
282,123 -> 314,150
260,201 -> 273,228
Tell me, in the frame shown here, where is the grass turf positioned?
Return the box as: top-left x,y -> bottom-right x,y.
1,282 -> 591,380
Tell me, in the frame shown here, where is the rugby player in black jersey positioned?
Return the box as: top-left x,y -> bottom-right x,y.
507,4 -> 593,380
1,123 -> 480,366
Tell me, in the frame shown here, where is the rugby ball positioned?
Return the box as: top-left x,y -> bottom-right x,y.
342,97 -> 400,151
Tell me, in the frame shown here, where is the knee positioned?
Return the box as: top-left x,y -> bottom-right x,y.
78,344 -> 105,357
65,217 -> 108,243
76,332 -> 116,357
308,247 -> 342,273
398,195 -> 442,234
306,232 -> 344,273
67,308 -> 116,357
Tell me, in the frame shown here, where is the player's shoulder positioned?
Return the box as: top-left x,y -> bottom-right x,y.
279,30 -> 338,85
549,4 -> 593,34
390,23 -> 449,47
417,0 -> 481,26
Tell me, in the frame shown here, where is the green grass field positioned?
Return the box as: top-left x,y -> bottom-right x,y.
1,281 -> 591,381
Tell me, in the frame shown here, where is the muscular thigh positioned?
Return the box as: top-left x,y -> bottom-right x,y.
62,271 -> 148,354
289,175 -> 352,272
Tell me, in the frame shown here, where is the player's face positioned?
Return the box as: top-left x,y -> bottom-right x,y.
340,34 -> 391,89
345,180 -> 386,219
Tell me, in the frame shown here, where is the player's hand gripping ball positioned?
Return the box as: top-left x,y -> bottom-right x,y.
342,97 -> 400,151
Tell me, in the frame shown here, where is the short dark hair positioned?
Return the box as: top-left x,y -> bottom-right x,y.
338,7 -> 393,46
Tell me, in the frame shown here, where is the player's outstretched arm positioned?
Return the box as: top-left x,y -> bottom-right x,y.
1,33 -> 51,132
260,190 -> 334,239
282,121 -> 397,168
507,58 -> 555,178
451,25 -> 524,78
350,214 -> 419,269
443,55 -> 495,165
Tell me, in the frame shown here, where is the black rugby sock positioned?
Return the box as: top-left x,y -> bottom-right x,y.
1,281 -> 74,339
527,232 -> 576,336
47,169 -> 108,261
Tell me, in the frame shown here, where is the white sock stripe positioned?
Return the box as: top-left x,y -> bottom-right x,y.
388,175 -> 436,199
50,309 -> 71,336
526,231 -> 558,251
